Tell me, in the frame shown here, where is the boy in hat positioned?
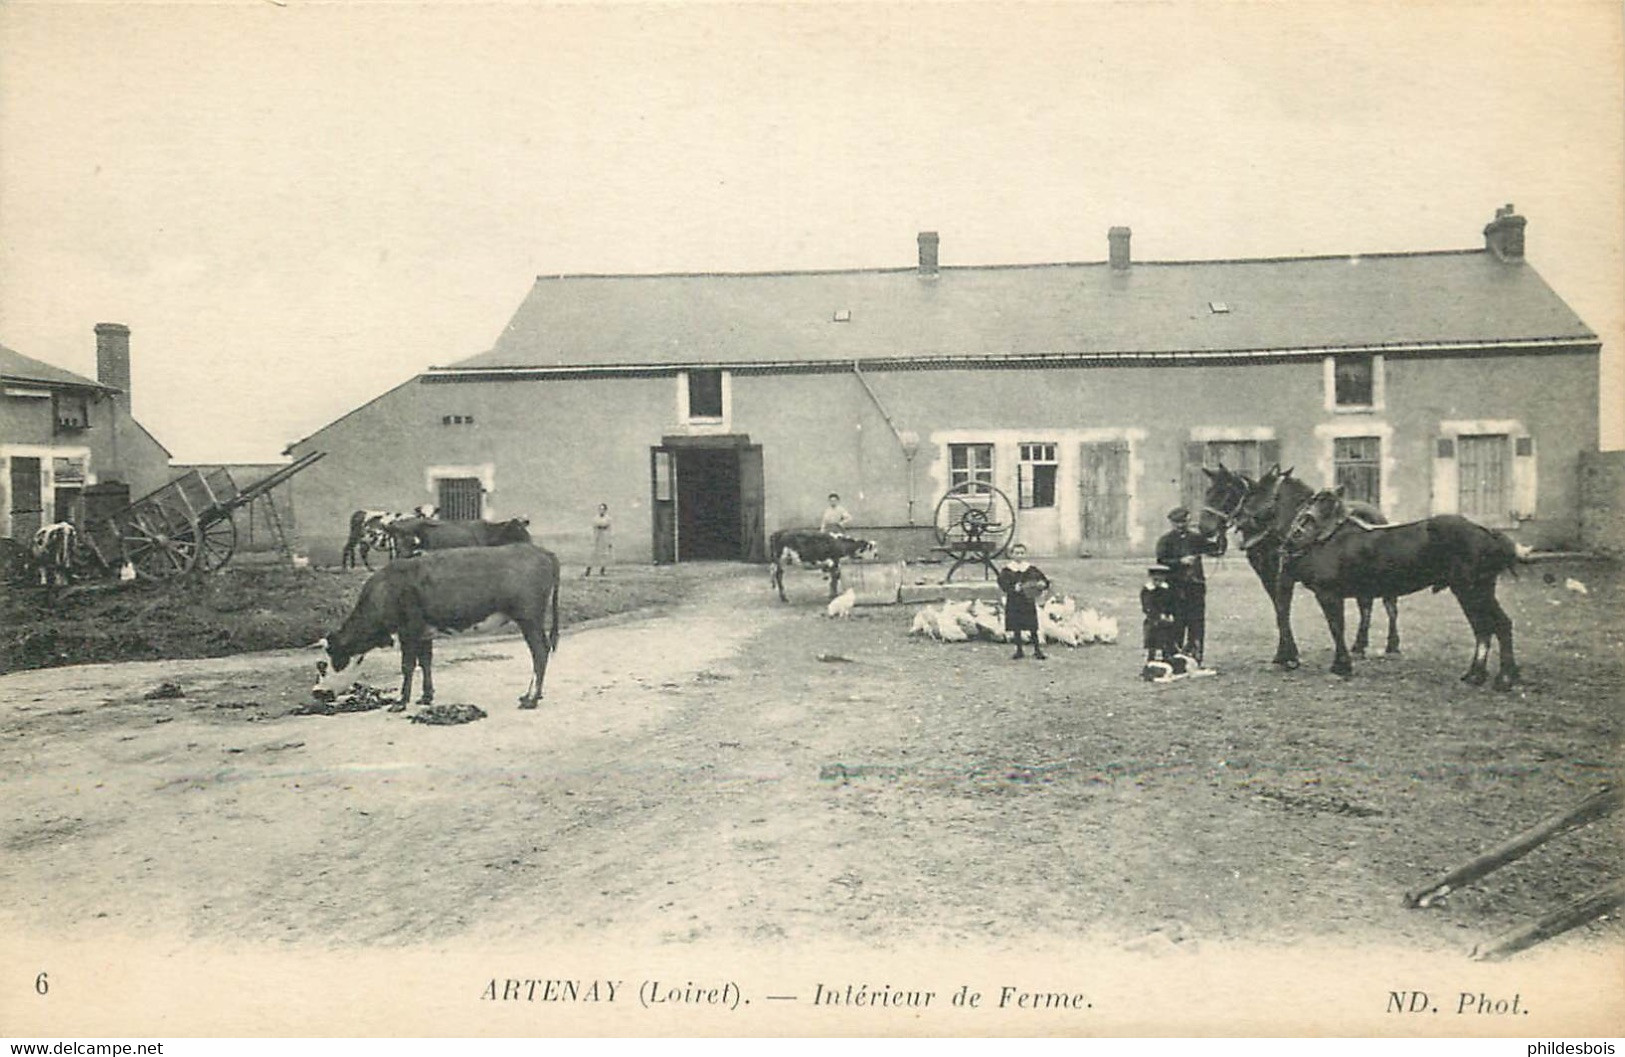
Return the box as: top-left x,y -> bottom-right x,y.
1155,505 -> 1222,665
996,542 -> 1050,660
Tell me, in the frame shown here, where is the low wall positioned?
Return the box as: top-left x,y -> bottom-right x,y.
1579,450 -> 1625,558
847,524 -> 944,564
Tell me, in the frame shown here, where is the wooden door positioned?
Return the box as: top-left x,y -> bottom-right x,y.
650,448 -> 677,564
9,457 -> 43,539
1458,434 -> 1510,525
738,445 -> 766,562
1078,441 -> 1131,556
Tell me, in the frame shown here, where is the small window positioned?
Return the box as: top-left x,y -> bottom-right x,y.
1018,442 -> 1058,509
52,455 -> 88,484
1515,436 -> 1534,457
1436,437 -> 1456,459
54,392 -> 89,431
949,443 -> 994,493
441,414 -> 475,426
1333,436 -> 1381,506
687,369 -> 724,419
1335,354 -> 1375,407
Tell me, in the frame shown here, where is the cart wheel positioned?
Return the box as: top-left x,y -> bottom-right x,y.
193,516 -> 237,573
121,505 -> 200,580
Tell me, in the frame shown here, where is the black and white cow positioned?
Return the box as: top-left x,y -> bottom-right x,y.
768,529 -> 878,602
31,522 -> 79,586
341,506 -> 437,569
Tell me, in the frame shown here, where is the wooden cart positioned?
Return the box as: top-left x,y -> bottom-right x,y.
83,452 -> 325,580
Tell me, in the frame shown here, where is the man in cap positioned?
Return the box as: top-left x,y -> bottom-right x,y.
1155,505 -> 1222,665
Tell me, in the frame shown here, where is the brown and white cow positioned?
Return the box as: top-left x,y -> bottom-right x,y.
768,529 -> 878,602
314,542 -> 561,710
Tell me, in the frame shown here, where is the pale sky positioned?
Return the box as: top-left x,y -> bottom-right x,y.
2,1 -> 1621,462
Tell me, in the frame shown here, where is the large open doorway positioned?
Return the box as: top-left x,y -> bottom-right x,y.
650,436 -> 765,563
678,448 -> 741,559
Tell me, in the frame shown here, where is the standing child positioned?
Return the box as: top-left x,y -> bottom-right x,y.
996,542 -> 1050,660
587,503 -> 612,577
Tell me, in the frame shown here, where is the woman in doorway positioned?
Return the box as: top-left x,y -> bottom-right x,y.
587,503 -> 612,576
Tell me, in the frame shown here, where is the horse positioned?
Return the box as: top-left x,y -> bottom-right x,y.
1199,464 -> 1399,669
1271,484 -> 1525,688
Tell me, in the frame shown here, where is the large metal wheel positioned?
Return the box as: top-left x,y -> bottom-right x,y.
191,515 -> 237,573
932,482 -> 1018,580
120,503 -> 200,580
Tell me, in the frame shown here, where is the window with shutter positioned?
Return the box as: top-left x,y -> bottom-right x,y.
1017,442 -> 1057,509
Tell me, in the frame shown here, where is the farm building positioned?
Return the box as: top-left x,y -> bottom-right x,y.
286,206 -> 1601,566
1,324 -> 174,541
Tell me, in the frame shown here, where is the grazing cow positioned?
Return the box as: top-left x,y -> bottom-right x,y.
313,542 -> 561,710
342,506 -> 437,569
384,516 -> 531,558
767,529 -> 878,602
31,522 -> 79,586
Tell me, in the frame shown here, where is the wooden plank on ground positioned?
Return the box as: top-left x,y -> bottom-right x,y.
1404,786 -> 1623,908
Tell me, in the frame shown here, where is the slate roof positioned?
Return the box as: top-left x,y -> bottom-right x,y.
0,343 -> 116,391
437,248 -> 1597,374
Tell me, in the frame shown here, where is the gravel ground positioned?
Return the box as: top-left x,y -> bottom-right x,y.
1,556 -> 1619,1035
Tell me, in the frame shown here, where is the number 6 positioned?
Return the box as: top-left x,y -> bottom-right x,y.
35,972 -> 48,995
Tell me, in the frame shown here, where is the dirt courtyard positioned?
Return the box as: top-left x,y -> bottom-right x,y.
1,556 -> 1620,1034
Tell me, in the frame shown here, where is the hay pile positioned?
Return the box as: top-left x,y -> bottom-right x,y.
409,703 -> 487,725
910,596 -> 1118,646
295,683 -> 396,715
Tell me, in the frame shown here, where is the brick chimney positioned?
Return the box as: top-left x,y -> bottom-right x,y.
95,322 -> 131,396
917,231 -> 939,276
1483,204 -> 1526,262
1109,226 -> 1132,270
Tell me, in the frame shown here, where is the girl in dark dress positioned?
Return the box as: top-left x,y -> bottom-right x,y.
997,542 -> 1050,660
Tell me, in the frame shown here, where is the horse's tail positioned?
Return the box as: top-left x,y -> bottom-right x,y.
1481,525 -> 1525,580
548,569 -> 561,652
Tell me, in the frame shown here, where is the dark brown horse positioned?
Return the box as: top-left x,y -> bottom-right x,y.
1198,465 -> 1399,669
1270,484 -> 1525,688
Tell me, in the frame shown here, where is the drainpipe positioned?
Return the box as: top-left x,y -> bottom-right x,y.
852,361 -> 921,524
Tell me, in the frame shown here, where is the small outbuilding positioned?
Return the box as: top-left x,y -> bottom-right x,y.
1,324 -> 174,540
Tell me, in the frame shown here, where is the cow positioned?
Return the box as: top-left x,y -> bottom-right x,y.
767,529 -> 878,603
31,522 -> 79,586
341,506 -> 437,569
384,516 -> 531,558
313,542 -> 562,710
